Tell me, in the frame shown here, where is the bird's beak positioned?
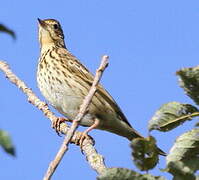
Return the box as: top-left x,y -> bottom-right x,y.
37,18 -> 47,29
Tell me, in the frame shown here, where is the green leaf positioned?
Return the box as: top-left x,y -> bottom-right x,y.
165,128 -> 199,179
0,24 -> 16,39
0,130 -> 15,156
130,136 -> 159,171
165,161 -> 196,180
148,102 -> 199,132
177,67 -> 199,105
97,168 -> 166,180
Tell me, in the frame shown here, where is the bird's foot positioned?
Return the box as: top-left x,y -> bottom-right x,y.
76,132 -> 94,153
79,132 -> 90,149
52,117 -> 67,136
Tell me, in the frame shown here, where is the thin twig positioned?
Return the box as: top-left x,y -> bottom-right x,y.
0,58 -> 108,177
43,55 -> 109,180
65,55 -> 109,145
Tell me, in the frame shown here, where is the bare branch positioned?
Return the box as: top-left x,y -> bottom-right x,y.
43,55 -> 109,179
0,58 -> 107,178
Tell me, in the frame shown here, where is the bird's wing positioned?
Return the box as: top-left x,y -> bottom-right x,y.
60,49 -> 132,128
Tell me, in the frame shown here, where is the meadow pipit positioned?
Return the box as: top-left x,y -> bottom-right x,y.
37,18 -> 165,155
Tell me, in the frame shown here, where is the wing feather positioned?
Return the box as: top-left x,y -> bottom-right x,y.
62,51 -> 133,128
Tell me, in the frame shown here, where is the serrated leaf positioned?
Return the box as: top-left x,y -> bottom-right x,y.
177,67 -> 199,105
148,102 -> 199,132
97,168 -> 166,180
165,128 -> 199,179
0,24 -> 16,39
0,130 -> 15,156
130,136 -> 159,171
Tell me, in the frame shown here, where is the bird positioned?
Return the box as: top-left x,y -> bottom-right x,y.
36,18 -> 166,156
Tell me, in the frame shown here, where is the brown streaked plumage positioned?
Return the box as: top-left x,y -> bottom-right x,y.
37,18 -> 166,156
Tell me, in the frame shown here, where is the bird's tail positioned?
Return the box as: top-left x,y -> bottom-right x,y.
157,147 -> 167,156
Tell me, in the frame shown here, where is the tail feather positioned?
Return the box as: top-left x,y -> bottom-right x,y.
157,147 -> 167,156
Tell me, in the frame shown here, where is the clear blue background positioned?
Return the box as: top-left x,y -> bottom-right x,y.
0,0 -> 199,179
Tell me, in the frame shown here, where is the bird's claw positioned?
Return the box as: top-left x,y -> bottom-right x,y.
78,132 -> 95,153
79,132 -> 89,149
52,117 -> 66,136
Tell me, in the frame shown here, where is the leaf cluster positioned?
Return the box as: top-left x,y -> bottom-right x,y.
98,66 -> 199,179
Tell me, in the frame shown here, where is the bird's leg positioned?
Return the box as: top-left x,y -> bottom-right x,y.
52,117 -> 69,136
79,118 -> 100,148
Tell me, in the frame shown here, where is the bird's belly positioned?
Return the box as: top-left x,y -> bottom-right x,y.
37,70 -> 109,127
37,75 -> 76,114
38,82 -> 95,126
58,95 -> 96,127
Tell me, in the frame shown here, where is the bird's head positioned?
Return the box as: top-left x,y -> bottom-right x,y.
38,18 -> 65,48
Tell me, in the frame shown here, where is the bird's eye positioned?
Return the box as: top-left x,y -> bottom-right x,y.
53,24 -> 59,29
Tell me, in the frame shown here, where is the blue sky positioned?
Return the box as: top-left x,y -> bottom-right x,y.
0,0 -> 199,179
